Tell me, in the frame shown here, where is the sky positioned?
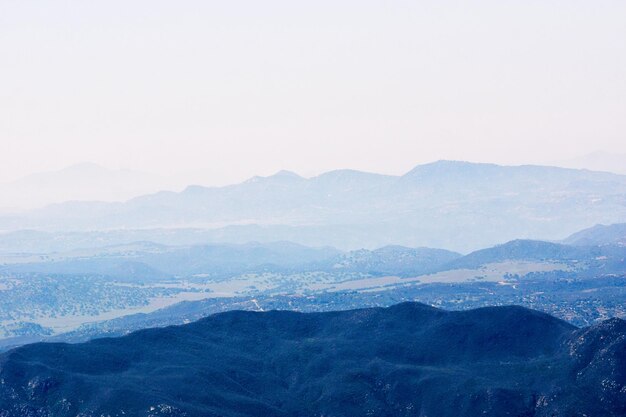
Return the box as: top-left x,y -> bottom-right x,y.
1,1 -> 625,186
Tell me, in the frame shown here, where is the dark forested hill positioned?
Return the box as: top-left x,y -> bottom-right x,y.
0,302 -> 624,417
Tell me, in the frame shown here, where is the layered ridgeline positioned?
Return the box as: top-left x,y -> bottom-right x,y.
2,233 -> 624,283
2,161 -> 626,252
0,303 -> 624,417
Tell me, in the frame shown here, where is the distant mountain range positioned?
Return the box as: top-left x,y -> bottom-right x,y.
0,302 -> 624,416
0,163 -> 179,210
2,161 -> 626,252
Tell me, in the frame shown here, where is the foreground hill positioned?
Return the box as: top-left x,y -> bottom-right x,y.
2,161 -> 626,252
0,303 -> 624,416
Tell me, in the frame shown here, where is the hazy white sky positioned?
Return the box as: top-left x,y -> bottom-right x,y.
1,1 -> 625,185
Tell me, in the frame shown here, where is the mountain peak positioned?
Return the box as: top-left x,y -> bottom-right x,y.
270,170 -> 302,179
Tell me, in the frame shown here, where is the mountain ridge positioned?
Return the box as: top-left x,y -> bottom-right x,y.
2,161 -> 626,252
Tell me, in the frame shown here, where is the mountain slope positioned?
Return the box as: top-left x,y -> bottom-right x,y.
564,223 -> 626,246
0,303 -> 624,417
